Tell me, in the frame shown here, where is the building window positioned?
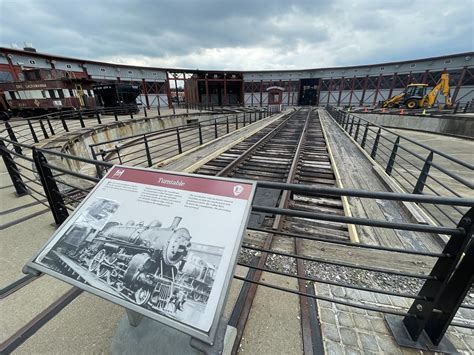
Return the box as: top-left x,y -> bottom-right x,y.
410,64 -> 416,68
100,68 -> 106,72
444,59 -> 452,64
66,64 -> 72,69
29,59 -> 36,65
380,67 -> 385,71
69,89 -> 74,97
152,72 -> 157,76
330,71 -> 334,74
48,89 -> 57,99
128,70 -> 133,74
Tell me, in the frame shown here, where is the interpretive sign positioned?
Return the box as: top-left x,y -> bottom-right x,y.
27,165 -> 256,344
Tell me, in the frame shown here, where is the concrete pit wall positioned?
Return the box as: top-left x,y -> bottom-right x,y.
40,112 -> 244,175
359,113 -> 474,139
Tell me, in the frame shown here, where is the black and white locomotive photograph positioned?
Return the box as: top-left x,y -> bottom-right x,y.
35,195 -> 225,330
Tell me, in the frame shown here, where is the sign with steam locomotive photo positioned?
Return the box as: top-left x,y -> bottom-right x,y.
27,166 -> 256,343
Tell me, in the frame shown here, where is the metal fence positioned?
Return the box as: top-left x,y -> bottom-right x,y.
0,103 -> 231,148
1,136 -> 473,350
326,105 -> 474,228
88,110 -> 275,168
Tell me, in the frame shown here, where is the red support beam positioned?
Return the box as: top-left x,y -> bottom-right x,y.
452,66 -> 467,103
348,76 -> 356,106
142,79 -> 150,109
388,72 -> 397,99
337,76 -> 344,106
165,72 -> 173,108
372,73 -> 383,106
316,79 -> 322,105
326,77 -> 333,105
205,74 -> 210,105
223,73 -> 227,106
359,75 -> 368,106
259,80 -> 263,107
287,80 -> 291,106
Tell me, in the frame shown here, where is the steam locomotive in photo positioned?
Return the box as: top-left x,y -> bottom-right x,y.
49,212 -> 218,315
0,68 -> 141,117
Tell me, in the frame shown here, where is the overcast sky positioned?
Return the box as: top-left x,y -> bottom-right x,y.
1,0 -> 473,70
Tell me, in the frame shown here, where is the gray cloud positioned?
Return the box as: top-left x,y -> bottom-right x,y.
0,0 -> 472,70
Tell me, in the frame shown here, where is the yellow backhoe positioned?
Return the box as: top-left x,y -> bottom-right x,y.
382,73 -> 452,109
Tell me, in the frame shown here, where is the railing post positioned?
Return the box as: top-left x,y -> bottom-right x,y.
114,109 -> 118,121
452,102 -> 460,114
32,148 -> 69,225
143,135 -> 152,167
39,119 -> 49,139
172,104 -> 176,115
349,116 -> 355,135
89,147 -> 105,178
463,102 -> 469,113
46,119 -> 55,136
198,123 -> 203,145
95,109 -> 102,124
344,114 -> 351,130
361,123 -> 370,148
226,116 -> 230,134
214,119 -> 218,138
243,113 -> 246,127
5,122 -> 22,155
143,107 -> 147,118
385,137 -> 400,175
413,152 -> 433,194
176,128 -> 182,154
354,118 -> 361,141
60,110 -> 69,132
0,140 -> 28,196
78,110 -> 85,128
116,145 -> 123,164
371,128 -> 381,159
27,120 -> 39,143
130,110 -> 134,119
400,208 -> 474,346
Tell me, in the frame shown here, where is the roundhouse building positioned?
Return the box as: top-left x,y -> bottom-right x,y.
0,47 -> 473,109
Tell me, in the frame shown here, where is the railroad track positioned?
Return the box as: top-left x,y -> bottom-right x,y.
1,107 -> 348,354
195,107 -> 347,354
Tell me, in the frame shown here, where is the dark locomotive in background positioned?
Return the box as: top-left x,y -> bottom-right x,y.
39,200 -> 220,316
0,68 -> 141,118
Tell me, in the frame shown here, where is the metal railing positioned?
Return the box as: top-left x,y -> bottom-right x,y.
1,137 -> 473,350
88,110 -> 275,168
326,105 -> 474,228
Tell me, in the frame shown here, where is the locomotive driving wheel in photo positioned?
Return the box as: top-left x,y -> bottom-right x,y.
135,287 -> 151,305
89,249 -> 107,275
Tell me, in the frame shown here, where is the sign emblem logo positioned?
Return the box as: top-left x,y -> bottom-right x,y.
233,185 -> 244,196
112,169 -> 125,178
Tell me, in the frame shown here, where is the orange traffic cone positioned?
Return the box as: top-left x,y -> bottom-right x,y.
400,108 -> 405,115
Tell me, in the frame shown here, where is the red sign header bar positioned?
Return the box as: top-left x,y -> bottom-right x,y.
106,167 -> 253,200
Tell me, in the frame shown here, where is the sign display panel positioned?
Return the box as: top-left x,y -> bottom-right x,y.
27,166 -> 256,343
